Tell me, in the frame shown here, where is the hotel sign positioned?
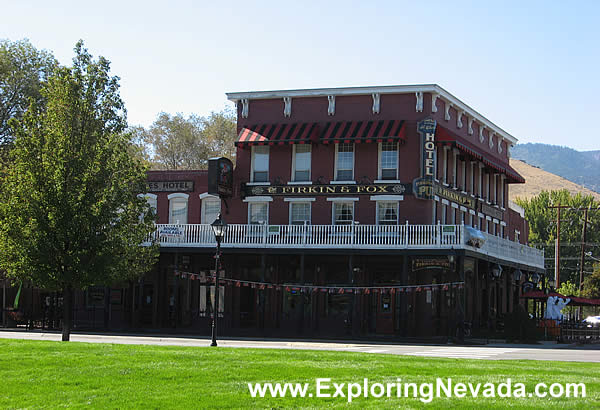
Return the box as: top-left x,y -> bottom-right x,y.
148,181 -> 194,192
242,183 -> 412,197
418,118 -> 437,178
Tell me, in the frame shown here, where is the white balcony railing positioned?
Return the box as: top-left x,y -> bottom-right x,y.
149,223 -> 544,269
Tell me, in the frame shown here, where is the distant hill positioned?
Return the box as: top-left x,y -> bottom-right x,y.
509,159 -> 600,201
511,143 -> 600,193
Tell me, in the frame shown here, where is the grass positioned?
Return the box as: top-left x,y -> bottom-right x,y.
0,339 -> 597,409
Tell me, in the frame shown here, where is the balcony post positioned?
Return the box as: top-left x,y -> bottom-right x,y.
437,220 -> 442,246
405,220 -> 409,248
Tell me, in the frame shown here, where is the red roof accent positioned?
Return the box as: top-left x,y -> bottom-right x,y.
435,126 -> 525,183
236,123 -> 319,146
320,120 -> 406,144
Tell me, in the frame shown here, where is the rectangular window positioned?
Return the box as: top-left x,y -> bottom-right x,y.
201,197 -> 221,224
377,202 -> 398,225
249,202 -> 268,224
290,202 -> 311,225
336,143 -> 354,181
251,145 -> 269,182
293,144 -> 311,182
333,202 -> 354,225
379,142 -> 398,180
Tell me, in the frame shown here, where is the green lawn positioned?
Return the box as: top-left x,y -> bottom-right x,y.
0,339 -> 597,409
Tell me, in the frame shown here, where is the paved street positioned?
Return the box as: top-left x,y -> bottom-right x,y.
1,329 -> 598,362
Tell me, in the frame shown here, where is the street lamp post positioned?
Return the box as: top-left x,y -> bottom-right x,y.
210,213 -> 227,347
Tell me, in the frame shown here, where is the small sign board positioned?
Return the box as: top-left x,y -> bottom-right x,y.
148,181 -> 194,192
159,226 -> 184,239
208,157 -> 234,198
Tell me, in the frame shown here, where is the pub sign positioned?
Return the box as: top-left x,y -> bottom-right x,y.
208,157 -> 234,198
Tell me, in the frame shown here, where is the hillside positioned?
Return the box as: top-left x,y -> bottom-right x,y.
509,159 -> 600,201
511,143 -> 600,193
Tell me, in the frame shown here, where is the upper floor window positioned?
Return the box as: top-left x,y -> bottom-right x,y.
379,142 -> 398,180
201,195 -> 221,224
335,143 -> 354,181
377,201 -> 398,225
168,193 -> 189,224
251,145 -> 269,182
292,144 -> 311,182
290,202 -> 311,225
249,202 -> 268,224
138,193 -> 157,221
333,202 -> 354,225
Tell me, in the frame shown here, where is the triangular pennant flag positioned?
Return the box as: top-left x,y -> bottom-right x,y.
259,284 -> 266,290
391,288 -> 396,294
365,288 -> 371,294
285,286 -> 291,292
416,287 -> 422,292
458,283 -> 464,289
338,288 -> 344,294
443,285 -> 449,291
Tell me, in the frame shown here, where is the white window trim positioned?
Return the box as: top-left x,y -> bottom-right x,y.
369,195 -> 404,201
451,202 -> 459,209
330,180 -> 356,184
374,179 -> 402,183
288,181 -> 312,185
291,144 -> 311,183
334,142 -> 354,182
167,193 -> 189,200
376,201 -> 399,225
250,145 -> 269,183
284,197 -> 316,202
199,192 -> 218,200
331,201 -> 355,225
248,202 -> 269,224
326,197 -> 360,202
243,196 -> 273,202
377,141 -> 399,180
288,201 -> 312,225
246,182 -> 271,186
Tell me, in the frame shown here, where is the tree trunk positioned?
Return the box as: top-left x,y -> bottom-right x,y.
62,285 -> 73,341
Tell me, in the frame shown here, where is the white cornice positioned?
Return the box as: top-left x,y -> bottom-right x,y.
226,84 -> 518,145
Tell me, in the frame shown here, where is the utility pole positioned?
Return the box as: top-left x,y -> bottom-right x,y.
547,204 -> 600,290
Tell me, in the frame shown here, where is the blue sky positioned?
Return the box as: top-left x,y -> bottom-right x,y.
2,1 -> 598,150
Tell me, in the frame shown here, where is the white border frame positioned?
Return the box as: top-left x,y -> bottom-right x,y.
377,141 -> 399,181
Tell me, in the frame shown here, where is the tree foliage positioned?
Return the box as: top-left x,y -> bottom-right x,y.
0,41 -> 158,340
515,189 -> 600,294
140,108 -> 236,170
0,38 -> 57,149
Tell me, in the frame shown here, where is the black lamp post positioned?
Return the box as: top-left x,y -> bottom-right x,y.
210,213 -> 227,347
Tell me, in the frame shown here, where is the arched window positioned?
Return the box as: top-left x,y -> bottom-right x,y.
200,193 -> 221,224
168,193 -> 189,224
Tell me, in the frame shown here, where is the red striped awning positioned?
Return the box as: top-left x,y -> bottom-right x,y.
236,123 -> 319,146
320,120 -> 406,144
435,126 -> 525,183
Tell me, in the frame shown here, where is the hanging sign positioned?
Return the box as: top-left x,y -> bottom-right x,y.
208,157 -> 234,198
412,258 -> 451,271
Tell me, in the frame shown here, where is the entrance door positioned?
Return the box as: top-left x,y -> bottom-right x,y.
376,293 -> 394,334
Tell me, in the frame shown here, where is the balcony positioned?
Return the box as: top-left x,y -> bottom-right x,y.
150,223 -> 544,270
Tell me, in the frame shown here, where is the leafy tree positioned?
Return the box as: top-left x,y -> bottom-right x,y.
582,266 -> 600,299
0,39 -> 57,150
0,41 -> 158,341
141,108 -> 237,170
515,189 -> 600,289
